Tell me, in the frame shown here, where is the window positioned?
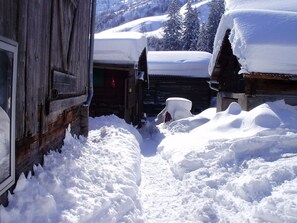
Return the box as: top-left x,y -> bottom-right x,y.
0,36 -> 17,196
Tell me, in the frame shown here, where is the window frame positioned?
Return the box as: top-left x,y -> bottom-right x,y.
0,36 -> 17,196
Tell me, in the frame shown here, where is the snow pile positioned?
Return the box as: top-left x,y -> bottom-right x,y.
93,32 -> 147,65
0,115 -> 143,223
1,101 -> 297,222
148,51 -> 212,77
210,1 -> 297,75
157,100 -> 297,222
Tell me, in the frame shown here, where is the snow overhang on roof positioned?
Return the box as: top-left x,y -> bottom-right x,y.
209,8 -> 297,76
93,32 -> 147,65
148,51 -> 212,78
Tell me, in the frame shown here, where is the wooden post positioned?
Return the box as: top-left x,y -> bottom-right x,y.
80,105 -> 89,137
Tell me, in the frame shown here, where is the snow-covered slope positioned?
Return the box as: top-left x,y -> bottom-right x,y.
97,0 -> 212,39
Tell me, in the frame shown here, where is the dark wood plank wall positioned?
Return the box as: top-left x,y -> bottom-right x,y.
0,0 -> 92,201
144,75 -> 211,115
50,0 -> 89,96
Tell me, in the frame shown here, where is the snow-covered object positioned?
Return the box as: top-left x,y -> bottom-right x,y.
155,97 -> 193,124
209,4 -> 297,75
93,32 -> 147,65
148,51 -> 212,78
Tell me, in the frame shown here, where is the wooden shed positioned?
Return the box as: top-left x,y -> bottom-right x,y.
0,0 -> 95,204
91,32 -> 148,125
145,51 -> 213,116
209,6 -> 297,111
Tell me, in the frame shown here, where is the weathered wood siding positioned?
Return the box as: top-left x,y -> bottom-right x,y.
144,75 -> 211,115
0,0 -> 92,202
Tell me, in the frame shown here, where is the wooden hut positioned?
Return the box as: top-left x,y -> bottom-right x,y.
0,0 -> 95,204
91,32 -> 148,125
209,6 -> 297,111
145,51 -> 212,115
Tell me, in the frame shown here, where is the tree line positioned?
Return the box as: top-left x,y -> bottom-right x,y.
148,0 -> 225,53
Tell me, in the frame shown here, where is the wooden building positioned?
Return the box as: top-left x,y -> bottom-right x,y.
91,32 -> 148,125
145,51 -> 212,116
209,7 -> 297,111
0,0 -> 95,204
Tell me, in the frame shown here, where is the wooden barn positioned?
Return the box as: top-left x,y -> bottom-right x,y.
91,32 -> 148,125
0,0 -> 96,205
145,51 -> 212,116
209,5 -> 297,111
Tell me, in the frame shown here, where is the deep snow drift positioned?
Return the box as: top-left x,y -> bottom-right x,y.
1,100 -> 297,222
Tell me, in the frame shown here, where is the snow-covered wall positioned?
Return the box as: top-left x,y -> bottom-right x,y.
209,1 -> 297,76
93,32 -> 147,65
148,51 -> 212,78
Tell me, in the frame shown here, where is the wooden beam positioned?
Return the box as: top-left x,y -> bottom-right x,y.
244,73 -> 297,81
48,94 -> 87,114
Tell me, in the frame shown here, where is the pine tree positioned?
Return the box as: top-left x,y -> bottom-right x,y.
197,23 -> 209,51
163,0 -> 183,50
182,0 -> 200,51
205,0 -> 225,52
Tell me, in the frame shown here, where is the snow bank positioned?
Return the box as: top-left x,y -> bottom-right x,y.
93,32 -> 147,65
148,51 -> 212,77
157,100 -> 297,222
0,115 -> 143,223
210,3 -> 297,75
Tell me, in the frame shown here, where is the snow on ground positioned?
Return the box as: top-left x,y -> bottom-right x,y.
1,100 -> 297,222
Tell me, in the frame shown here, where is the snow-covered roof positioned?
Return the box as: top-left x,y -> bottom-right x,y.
209,2 -> 297,76
148,51 -> 212,78
93,32 -> 147,65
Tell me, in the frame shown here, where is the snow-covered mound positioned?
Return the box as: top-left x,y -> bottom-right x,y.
0,115 -> 143,223
157,100 -> 297,222
1,101 -> 297,223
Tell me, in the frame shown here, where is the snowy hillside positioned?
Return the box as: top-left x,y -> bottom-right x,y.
97,0 -> 212,39
96,0 -> 185,32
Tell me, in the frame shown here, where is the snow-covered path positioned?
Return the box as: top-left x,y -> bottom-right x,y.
138,124 -> 192,223
139,154 -> 183,222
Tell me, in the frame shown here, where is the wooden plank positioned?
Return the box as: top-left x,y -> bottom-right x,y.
25,0 -> 51,136
52,70 -> 77,96
15,0 -> 27,140
0,0 -> 17,40
49,94 -> 87,114
144,76 -> 211,115
244,73 -> 297,81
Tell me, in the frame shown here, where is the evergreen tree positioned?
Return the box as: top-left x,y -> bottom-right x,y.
182,0 -> 200,51
197,22 -> 209,51
163,0 -> 183,50
206,0 -> 225,52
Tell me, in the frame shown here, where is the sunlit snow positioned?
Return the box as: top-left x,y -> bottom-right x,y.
1,100 -> 297,223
